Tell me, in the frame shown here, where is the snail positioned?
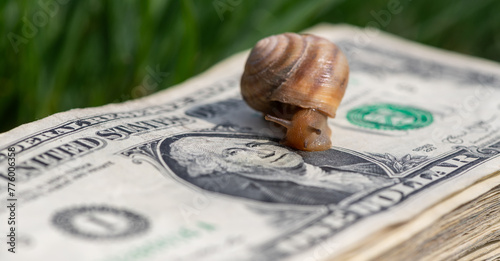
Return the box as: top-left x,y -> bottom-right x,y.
240,33 -> 349,151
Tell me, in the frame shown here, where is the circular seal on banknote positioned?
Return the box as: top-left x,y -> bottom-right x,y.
52,205 -> 149,240
346,103 -> 433,130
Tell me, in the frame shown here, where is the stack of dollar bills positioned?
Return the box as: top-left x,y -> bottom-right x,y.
0,24 -> 499,261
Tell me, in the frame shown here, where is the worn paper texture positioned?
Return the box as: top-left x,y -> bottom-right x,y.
1,24 -> 499,261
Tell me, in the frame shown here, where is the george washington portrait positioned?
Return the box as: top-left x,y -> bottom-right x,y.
159,132 -> 395,206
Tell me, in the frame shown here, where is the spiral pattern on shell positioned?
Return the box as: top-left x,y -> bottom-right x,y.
240,33 -> 349,118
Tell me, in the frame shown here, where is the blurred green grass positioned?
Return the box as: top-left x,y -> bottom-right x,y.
1,0 -> 499,133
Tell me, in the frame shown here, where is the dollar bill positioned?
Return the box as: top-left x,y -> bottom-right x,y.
1,24 -> 499,261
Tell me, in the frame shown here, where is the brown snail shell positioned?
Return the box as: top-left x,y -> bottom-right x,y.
240,33 -> 349,151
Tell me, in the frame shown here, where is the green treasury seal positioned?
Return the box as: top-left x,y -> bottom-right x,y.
346,103 -> 433,130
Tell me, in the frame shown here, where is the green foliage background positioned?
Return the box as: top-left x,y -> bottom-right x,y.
1,0 -> 499,133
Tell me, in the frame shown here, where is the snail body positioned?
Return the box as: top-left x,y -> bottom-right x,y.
240,33 -> 349,151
